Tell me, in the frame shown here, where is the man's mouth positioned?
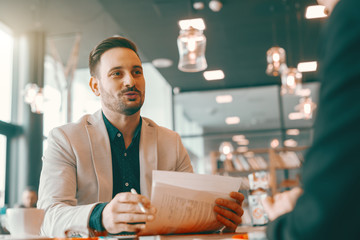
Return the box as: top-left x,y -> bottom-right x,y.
124,91 -> 139,99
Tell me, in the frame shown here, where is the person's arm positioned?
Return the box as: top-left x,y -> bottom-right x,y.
101,192 -> 156,234
261,187 -> 303,221
38,128 -> 97,237
266,0 -> 360,239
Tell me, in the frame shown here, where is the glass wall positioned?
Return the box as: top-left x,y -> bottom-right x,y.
0,23 -> 14,123
174,82 -> 319,174
0,22 -> 14,206
0,135 -> 6,206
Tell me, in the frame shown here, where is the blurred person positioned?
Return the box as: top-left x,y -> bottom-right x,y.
38,37 -> 244,237
263,0 -> 360,239
19,186 -> 38,208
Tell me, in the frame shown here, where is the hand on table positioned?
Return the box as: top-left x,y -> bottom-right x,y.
261,187 -> 303,221
214,191 -> 245,232
102,192 -> 157,234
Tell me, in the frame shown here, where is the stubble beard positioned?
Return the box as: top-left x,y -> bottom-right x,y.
100,85 -> 144,116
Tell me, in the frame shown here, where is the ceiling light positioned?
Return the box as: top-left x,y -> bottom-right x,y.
232,135 -> 245,142
281,67 -> 302,95
305,5 -> 327,19
288,112 -> 304,120
266,46 -> 287,77
225,116 -> 240,125
296,96 -> 317,119
297,61 -> 317,72
203,70 -> 225,81
237,139 -> 249,145
289,97 -> 317,120
177,25 -> 207,72
173,87 -> 180,94
193,1 -> 205,10
296,88 -> 311,97
152,58 -> 173,68
209,0 -> 223,12
286,129 -> 300,136
178,18 -> 206,31
284,139 -> 298,147
216,94 -> 232,103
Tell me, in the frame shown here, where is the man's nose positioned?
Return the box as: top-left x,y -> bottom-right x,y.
123,73 -> 135,88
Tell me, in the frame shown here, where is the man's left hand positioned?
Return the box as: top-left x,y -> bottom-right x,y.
214,191 -> 244,232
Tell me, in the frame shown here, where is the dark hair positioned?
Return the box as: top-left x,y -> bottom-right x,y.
24,186 -> 37,193
89,36 -> 139,77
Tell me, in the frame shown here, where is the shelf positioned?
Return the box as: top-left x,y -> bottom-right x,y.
211,146 -> 308,194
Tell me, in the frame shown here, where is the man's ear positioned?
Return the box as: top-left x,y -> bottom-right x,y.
89,76 -> 100,96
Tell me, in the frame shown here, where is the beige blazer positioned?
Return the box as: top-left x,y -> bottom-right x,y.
38,110 -> 193,237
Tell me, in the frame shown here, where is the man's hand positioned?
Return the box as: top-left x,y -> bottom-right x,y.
261,187 -> 303,221
102,192 -> 156,234
214,191 -> 245,232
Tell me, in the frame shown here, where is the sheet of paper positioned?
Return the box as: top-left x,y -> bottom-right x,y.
139,171 -> 242,235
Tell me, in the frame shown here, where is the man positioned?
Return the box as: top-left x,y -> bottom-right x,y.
38,37 -> 244,237
263,0 -> 360,238
19,186 -> 38,208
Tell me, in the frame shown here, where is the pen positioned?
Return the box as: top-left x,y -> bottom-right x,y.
130,188 -> 147,213
219,225 -> 226,233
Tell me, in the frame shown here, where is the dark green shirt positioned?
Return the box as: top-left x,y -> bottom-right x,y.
89,112 -> 142,232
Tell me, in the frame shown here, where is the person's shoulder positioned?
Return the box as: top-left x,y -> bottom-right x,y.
51,110 -> 102,134
142,117 -> 179,137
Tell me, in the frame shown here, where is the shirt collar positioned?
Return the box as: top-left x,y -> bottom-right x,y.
102,111 -> 142,142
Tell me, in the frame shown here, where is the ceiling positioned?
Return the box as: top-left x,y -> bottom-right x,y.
100,0 -> 323,92
0,0 -> 324,92
0,0 -> 324,155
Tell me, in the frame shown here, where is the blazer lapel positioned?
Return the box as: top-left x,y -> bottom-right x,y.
139,118 -> 158,198
86,110 -> 113,202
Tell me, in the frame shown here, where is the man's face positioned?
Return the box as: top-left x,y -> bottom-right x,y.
92,47 -> 145,116
317,0 -> 340,15
22,190 -> 37,208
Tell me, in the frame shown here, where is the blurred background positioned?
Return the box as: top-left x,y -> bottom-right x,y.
0,0 -> 326,208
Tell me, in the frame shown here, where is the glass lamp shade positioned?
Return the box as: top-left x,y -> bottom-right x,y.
298,97 -> 317,119
266,46 -> 287,76
293,96 -> 317,119
177,27 -> 207,72
281,67 -> 303,95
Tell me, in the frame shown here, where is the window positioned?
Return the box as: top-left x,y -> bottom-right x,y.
0,22 -> 14,123
0,135 -> 6,206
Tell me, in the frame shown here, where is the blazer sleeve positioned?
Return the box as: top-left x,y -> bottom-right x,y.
266,0 -> 360,239
38,127 -> 97,237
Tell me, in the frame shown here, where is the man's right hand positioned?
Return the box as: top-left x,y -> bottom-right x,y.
102,192 -> 156,234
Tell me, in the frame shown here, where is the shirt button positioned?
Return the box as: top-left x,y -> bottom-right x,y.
125,182 -> 129,187
124,153 -> 127,157
117,133 -> 121,137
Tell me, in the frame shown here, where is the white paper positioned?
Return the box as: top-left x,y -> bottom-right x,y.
139,171 -> 242,235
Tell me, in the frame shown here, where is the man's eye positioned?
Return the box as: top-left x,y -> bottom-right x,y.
134,70 -> 142,75
112,72 -> 121,76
